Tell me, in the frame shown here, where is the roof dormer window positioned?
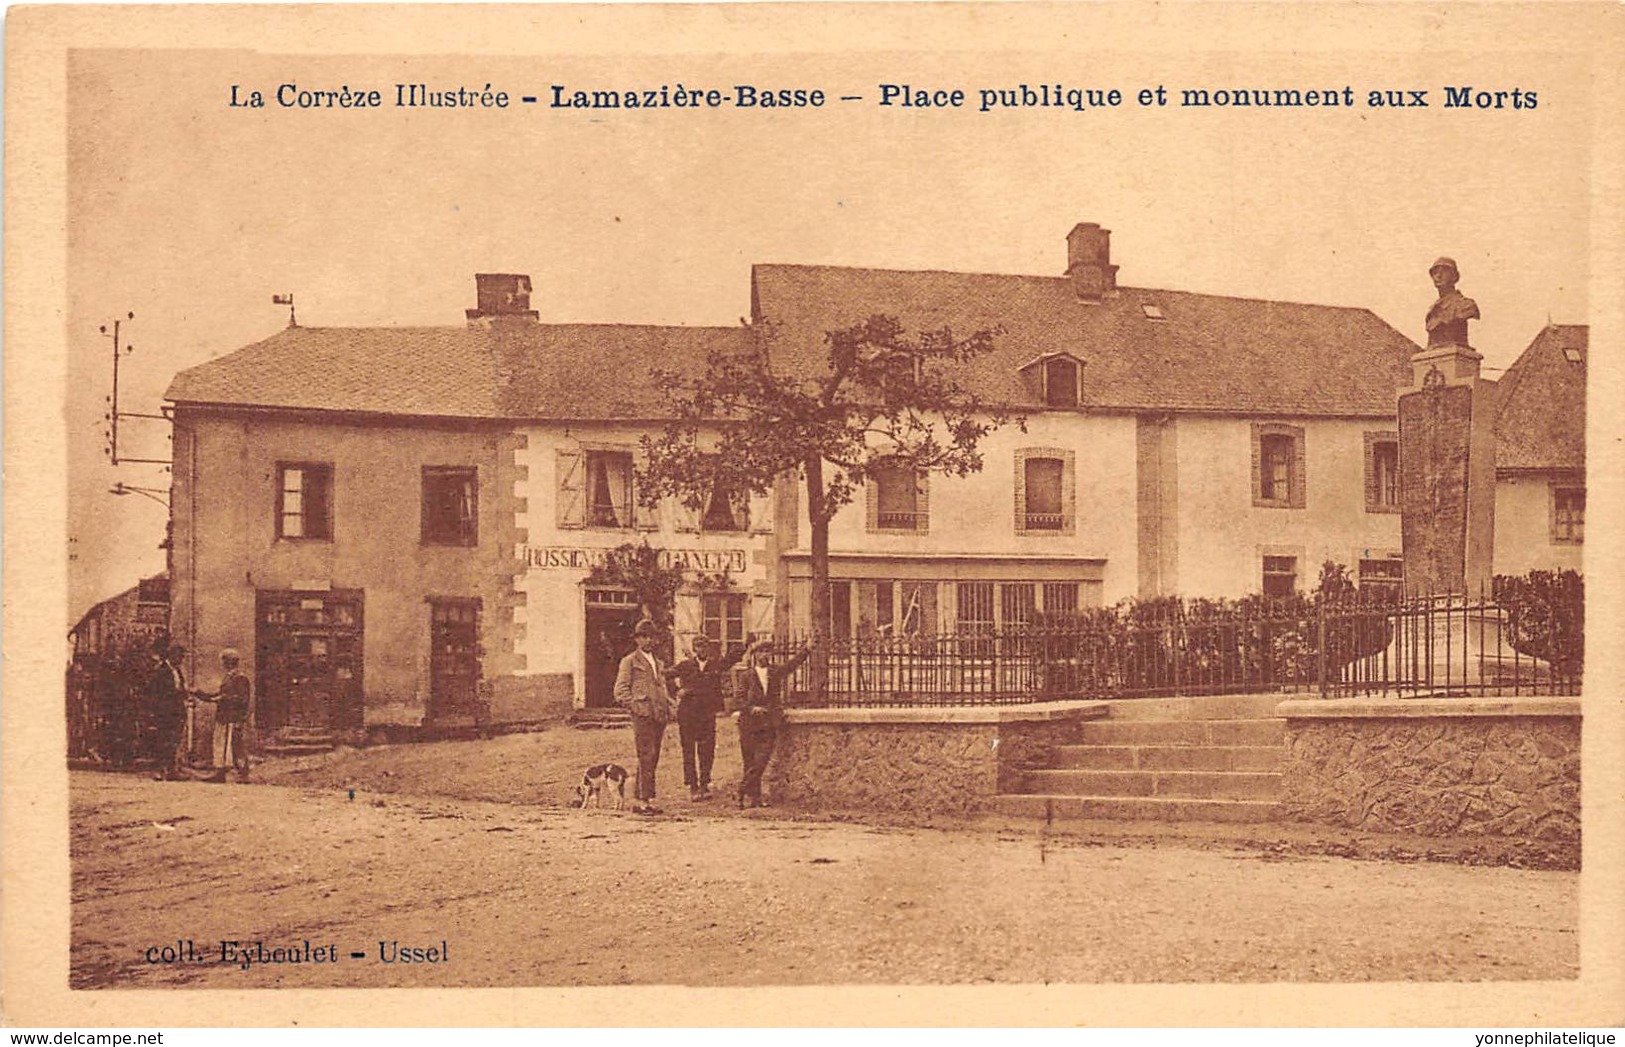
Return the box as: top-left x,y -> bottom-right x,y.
1043,355 -> 1080,408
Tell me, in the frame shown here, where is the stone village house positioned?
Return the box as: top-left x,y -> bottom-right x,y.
165,225 -> 1443,742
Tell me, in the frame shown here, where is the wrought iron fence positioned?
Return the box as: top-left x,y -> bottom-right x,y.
775,581 -> 1582,707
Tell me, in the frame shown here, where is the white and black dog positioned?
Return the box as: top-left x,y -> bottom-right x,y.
570,763 -> 630,809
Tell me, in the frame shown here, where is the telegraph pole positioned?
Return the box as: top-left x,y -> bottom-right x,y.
101,312 -> 169,466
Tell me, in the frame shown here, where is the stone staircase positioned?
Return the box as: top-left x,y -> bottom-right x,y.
996,694 -> 1286,824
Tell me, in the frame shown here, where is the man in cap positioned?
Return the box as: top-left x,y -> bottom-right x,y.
1425,256 -> 1481,349
613,618 -> 676,814
668,633 -> 749,801
193,648 -> 252,782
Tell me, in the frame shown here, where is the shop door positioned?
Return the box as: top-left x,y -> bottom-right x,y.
429,599 -> 482,721
584,590 -> 639,708
256,591 -> 364,731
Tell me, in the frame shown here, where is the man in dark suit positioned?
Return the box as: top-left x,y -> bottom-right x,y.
669,634 -> 747,801
147,640 -> 189,781
730,639 -> 811,809
613,618 -> 675,815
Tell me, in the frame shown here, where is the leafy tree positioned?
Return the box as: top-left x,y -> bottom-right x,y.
638,316 -> 1017,696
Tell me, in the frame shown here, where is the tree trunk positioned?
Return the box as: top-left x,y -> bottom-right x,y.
804,455 -> 830,703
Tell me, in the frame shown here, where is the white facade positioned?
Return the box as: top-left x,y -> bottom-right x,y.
512,423 -> 777,708
1493,476 -> 1584,578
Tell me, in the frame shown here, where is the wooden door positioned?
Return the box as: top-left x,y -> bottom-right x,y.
429,599 -> 482,721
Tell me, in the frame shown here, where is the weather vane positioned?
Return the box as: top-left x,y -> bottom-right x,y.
273,293 -> 297,328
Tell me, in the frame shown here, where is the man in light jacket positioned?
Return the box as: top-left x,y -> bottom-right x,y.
613,618 -> 675,815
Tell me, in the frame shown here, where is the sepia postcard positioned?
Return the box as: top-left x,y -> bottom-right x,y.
5,0 -> 1624,1029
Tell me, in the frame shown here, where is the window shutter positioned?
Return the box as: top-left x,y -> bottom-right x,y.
1013,451 -> 1027,533
1290,429 -> 1307,509
1363,434 -> 1380,512
632,488 -> 660,531
1250,423 -> 1263,505
747,490 -> 772,534
914,472 -> 930,534
556,448 -> 584,529
672,496 -> 700,534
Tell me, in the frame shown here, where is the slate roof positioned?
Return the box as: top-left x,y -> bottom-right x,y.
169,263 -> 1420,421
751,264 -> 1418,416
1493,324 -> 1587,472
165,323 -> 750,420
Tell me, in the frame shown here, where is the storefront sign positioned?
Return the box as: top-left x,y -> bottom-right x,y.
522,546 -> 748,573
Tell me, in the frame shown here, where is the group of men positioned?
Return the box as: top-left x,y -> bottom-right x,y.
146,636 -> 252,783
612,619 -> 811,815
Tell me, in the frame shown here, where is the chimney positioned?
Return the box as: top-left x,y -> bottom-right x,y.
466,273 -> 538,325
1065,223 -> 1119,302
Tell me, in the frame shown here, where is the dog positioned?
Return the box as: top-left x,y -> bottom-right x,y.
570,763 -> 629,809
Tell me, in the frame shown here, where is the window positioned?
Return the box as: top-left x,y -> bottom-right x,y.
700,475 -> 749,533
957,582 -> 996,646
898,581 -> 937,637
1252,423 -> 1306,508
868,458 -> 927,533
1044,356 -> 1079,408
1262,555 -> 1298,597
277,463 -> 333,540
829,581 -> 853,642
875,582 -> 896,636
1364,433 -> 1400,513
1359,555 -> 1405,600
1552,486 -> 1585,544
421,467 -> 477,546
1017,452 -> 1071,533
1042,582 -> 1079,614
701,593 -> 747,652
1001,583 -> 1036,628
585,450 -> 634,529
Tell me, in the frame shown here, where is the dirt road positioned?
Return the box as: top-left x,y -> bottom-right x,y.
71,770 -> 1577,989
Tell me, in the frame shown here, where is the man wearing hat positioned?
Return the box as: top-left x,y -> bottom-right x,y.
668,634 -> 749,801
193,648 -> 252,783
1425,256 -> 1480,349
613,619 -> 676,814
147,637 -> 189,781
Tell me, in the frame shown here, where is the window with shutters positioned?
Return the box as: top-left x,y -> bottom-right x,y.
421,467 -> 477,546
1551,486 -> 1585,544
1252,423 -> 1306,509
1014,448 -> 1075,535
277,463 -> 333,541
866,458 -> 928,533
585,451 -> 634,529
701,593 -> 747,651
700,475 -> 749,533
1364,432 -> 1400,513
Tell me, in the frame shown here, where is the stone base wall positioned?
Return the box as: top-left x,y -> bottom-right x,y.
764,703 -> 1103,815
1278,698 -> 1580,860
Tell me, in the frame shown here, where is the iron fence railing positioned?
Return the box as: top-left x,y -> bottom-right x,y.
774,584 -> 1582,707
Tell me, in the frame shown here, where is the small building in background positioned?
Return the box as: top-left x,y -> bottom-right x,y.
1491,324 -> 1587,578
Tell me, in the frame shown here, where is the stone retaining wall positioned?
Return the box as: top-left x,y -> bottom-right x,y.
765,703 -> 1105,815
1276,697 -> 1580,861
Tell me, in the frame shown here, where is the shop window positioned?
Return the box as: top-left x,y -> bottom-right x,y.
277,463 -> 333,540
1001,583 -> 1036,628
1043,582 -> 1079,614
898,581 -> 937,637
421,467 -> 477,546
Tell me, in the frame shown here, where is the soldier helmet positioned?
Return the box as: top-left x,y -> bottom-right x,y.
1429,257 -> 1460,279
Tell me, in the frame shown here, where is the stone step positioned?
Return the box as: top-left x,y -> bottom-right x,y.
1017,768 -> 1281,801
259,742 -> 335,757
1050,744 -> 1282,772
1074,718 -> 1285,747
1104,694 -> 1289,721
994,793 -> 1280,824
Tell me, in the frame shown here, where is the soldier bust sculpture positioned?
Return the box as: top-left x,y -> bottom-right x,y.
1425,256 -> 1480,349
